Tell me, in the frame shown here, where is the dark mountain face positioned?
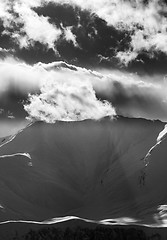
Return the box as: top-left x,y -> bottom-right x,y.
0,117 -> 165,226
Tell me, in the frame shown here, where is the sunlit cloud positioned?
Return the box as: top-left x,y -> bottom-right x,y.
1,59 -> 167,122
25,61 -> 167,122
24,74 -> 115,122
11,1 -> 62,51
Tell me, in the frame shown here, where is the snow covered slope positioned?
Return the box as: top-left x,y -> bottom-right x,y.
0,116 -> 166,226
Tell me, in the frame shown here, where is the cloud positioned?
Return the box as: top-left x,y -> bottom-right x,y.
0,58 -> 115,121
0,58 -> 42,96
94,72 -> 167,121
0,58 -> 44,117
31,61 -> 167,122
31,0 -> 167,65
10,1 -> 62,51
32,3 -> 124,67
72,0 -> 167,64
24,75 -> 115,122
0,3 -> 8,24
1,0 -> 167,70
1,58 -> 167,122
24,62 -> 115,122
63,26 -> 79,47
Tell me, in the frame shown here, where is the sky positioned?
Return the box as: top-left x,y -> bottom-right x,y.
0,0 -> 167,123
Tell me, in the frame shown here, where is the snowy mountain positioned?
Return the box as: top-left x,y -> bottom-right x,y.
0,116 -> 166,228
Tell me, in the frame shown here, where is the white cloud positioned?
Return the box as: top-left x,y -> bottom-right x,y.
1,58 -> 167,122
0,58 -> 43,96
24,75 -> 115,122
0,58 -> 115,121
1,0 -> 167,64
0,0 -> 79,52
12,1 -> 62,51
88,0 -> 167,64
38,0 -> 167,64
0,1 -> 9,20
41,0 -> 166,32
35,61 -> 167,122
24,62 -> 116,122
85,0 -> 167,64
116,51 -> 138,66
0,47 -> 10,53
63,26 -> 79,47
0,1 -> 14,30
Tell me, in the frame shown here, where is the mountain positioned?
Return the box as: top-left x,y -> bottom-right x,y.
0,116 -> 166,227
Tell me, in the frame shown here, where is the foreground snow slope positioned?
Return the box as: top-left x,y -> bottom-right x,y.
0,116 -> 165,226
